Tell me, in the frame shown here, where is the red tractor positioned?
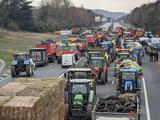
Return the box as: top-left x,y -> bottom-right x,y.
89,57 -> 108,84
86,34 -> 96,47
36,39 -> 56,63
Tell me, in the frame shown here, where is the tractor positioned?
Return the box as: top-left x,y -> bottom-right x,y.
89,57 -> 108,84
116,68 -> 141,97
66,79 -> 95,119
64,68 -> 96,93
86,48 -> 110,67
11,53 -> 35,77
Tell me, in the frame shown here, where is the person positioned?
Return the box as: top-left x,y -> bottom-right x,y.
155,50 -> 159,62
150,50 -> 153,61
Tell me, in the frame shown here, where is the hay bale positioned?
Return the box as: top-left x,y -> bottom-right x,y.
0,78 -> 65,120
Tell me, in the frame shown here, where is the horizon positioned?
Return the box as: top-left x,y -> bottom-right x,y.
32,0 -> 157,13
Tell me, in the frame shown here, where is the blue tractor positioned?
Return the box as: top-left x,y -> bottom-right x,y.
11,53 -> 35,77
116,68 -> 141,96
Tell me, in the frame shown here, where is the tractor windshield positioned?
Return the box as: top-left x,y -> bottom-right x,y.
71,72 -> 88,79
88,53 -> 100,57
91,59 -> 104,68
15,54 -> 26,61
72,83 -> 87,94
57,45 -> 76,50
122,72 -> 135,80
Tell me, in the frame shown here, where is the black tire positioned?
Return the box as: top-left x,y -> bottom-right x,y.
31,67 -> 34,75
26,65 -> 31,77
11,66 -> 17,77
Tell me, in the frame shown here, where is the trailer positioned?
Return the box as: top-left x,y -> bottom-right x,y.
36,39 -> 56,62
29,48 -> 47,66
92,96 -> 140,120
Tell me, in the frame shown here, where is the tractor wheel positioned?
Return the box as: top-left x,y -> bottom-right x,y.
31,67 -> 34,75
26,65 -> 31,77
11,66 -> 17,77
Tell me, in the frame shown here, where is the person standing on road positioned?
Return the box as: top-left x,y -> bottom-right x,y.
155,50 -> 159,62
150,49 -> 153,61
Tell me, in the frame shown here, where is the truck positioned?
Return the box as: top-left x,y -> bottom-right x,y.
36,39 -> 56,63
56,43 -> 80,64
92,96 -> 140,120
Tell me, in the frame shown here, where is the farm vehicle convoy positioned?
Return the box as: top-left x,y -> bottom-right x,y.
7,26 -> 147,120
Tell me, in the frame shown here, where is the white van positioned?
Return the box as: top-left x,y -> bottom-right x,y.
62,54 -> 76,68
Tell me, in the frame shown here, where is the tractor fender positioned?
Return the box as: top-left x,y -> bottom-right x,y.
11,60 -> 18,65
24,60 -> 30,65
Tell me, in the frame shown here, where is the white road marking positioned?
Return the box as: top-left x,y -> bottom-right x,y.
58,74 -> 64,78
58,57 -> 84,78
0,59 -> 5,71
112,80 -> 115,84
142,77 -> 151,120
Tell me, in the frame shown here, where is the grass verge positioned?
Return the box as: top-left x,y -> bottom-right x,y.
0,28 -> 59,68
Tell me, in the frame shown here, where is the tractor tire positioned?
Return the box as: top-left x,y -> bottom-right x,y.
26,65 -> 32,77
105,71 -> 108,83
31,67 -> 34,75
11,66 -> 17,77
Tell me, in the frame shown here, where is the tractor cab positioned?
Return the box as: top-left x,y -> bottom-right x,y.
11,53 -> 35,77
64,68 -> 96,92
13,53 -> 29,62
116,68 -> 141,95
67,79 -> 95,118
89,57 -> 108,84
87,49 -> 110,66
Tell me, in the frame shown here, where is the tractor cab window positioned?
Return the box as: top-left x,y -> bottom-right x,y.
15,54 -> 26,61
72,72 -> 88,79
72,83 -> 87,94
122,72 -> 135,80
132,49 -> 139,54
91,59 -> 104,68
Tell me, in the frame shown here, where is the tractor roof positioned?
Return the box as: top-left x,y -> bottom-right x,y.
88,51 -> 100,54
69,79 -> 93,83
119,68 -> 137,72
14,52 -> 28,55
67,68 -> 92,72
91,57 -> 104,60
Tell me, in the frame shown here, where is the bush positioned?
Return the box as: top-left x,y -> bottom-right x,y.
7,21 -> 19,31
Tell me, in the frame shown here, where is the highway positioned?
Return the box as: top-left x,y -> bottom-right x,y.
0,22 -> 158,120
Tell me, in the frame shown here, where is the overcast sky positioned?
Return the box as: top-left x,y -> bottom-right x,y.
32,0 -> 157,13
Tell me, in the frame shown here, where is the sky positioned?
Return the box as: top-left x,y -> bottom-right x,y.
32,0 -> 157,13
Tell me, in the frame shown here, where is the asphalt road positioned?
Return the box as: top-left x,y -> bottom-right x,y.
143,56 -> 160,120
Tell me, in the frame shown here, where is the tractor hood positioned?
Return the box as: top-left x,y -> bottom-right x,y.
73,94 -> 83,109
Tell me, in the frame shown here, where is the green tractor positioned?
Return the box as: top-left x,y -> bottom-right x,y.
66,79 -> 95,119
11,53 -> 35,77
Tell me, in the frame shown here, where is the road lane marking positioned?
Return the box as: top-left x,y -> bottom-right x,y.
58,74 -> 64,78
0,59 -> 5,71
58,57 -> 84,78
142,77 -> 151,120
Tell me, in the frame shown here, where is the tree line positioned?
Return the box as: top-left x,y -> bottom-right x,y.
125,0 -> 160,35
0,0 -> 95,32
